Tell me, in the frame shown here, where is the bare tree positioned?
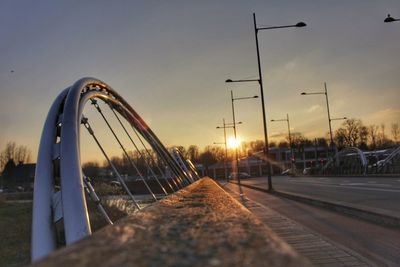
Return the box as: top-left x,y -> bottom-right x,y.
391,123 -> 399,143
291,133 -> 307,147
334,127 -> 347,149
14,145 -> 31,164
278,141 -> 289,148
368,125 -> 379,149
334,119 -> 363,148
175,146 -> 186,157
376,123 -> 393,148
0,142 -> 32,171
316,138 -> 328,147
248,140 -> 264,153
0,153 -> 6,172
186,145 -> 200,163
4,142 -> 16,162
198,146 -> 220,173
269,141 -> 277,148
82,161 -> 101,178
379,123 -> 386,143
359,125 -> 369,149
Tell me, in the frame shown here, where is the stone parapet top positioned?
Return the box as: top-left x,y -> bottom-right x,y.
31,177 -> 310,267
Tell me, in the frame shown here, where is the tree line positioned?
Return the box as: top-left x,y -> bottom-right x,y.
0,142 -> 31,172
334,119 -> 398,150
1,119 -> 398,175
82,119 -> 399,176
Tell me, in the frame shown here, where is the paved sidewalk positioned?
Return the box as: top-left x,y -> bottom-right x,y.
223,183 -> 374,267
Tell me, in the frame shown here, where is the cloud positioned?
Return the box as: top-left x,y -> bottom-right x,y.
284,61 -> 296,71
270,131 -> 302,139
270,132 -> 286,138
307,104 -> 322,113
363,108 -> 400,126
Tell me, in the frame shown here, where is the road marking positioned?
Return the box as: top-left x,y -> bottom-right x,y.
284,180 -> 398,190
244,178 -> 400,192
291,182 -> 400,193
340,183 -> 367,186
340,182 -> 391,186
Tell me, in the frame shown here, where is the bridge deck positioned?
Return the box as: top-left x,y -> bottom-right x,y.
31,177 -> 309,267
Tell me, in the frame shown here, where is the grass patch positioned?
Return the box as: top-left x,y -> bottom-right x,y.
0,194 -> 5,204
0,192 -> 133,266
3,193 -> 33,201
0,202 -> 32,267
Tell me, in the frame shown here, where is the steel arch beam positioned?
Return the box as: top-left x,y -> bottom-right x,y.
32,89 -> 69,261
32,77 -> 190,261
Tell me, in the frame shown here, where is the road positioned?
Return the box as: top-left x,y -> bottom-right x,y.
239,176 -> 400,217
223,182 -> 400,267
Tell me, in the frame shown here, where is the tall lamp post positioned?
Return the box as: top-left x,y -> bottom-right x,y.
226,13 -> 306,191
384,14 -> 400,23
231,90 -> 258,185
271,114 -> 294,172
216,119 -> 242,181
301,82 -> 347,155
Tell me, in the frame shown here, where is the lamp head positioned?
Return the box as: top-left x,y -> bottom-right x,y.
301,92 -> 306,95
253,95 -> 259,98
225,79 -> 233,83
384,14 -> 396,23
296,22 -> 307,27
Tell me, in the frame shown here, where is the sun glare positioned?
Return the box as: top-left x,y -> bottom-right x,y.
227,137 -> 241,149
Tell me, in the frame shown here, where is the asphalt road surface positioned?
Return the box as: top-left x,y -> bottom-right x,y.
224,182 -> 400,267
240,176 -> 400,217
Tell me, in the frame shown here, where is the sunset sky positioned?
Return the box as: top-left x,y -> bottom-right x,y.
0,0 -> 399,162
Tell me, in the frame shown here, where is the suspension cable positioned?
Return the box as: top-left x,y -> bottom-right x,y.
91,99 -> 158,202
130,123 -> 183,190
83,176 -> 113,225
81,116 -> 141,210
109,105 -> 172,195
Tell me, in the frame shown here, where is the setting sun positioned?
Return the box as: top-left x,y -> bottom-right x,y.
227,137 -> 241,149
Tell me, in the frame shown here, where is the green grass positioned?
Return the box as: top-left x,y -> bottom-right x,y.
0,202 -> 32,267
0,197 -> 132,267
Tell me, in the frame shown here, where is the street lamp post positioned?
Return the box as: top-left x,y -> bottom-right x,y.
226,13 -> 306,191
231,90 -> 258,185
216,119 -> 242,181
384,14 -> 400,23
301,82 -> 347,155
271,114 -> 293,172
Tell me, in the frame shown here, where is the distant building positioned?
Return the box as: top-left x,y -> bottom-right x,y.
1,159 -> 35,190
207,146 -> 330,179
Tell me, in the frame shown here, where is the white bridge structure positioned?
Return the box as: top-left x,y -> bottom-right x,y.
322,146 -> 400,175
32,78 -> 199,261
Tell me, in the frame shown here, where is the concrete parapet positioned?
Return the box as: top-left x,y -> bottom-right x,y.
31,177 -> 310,267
